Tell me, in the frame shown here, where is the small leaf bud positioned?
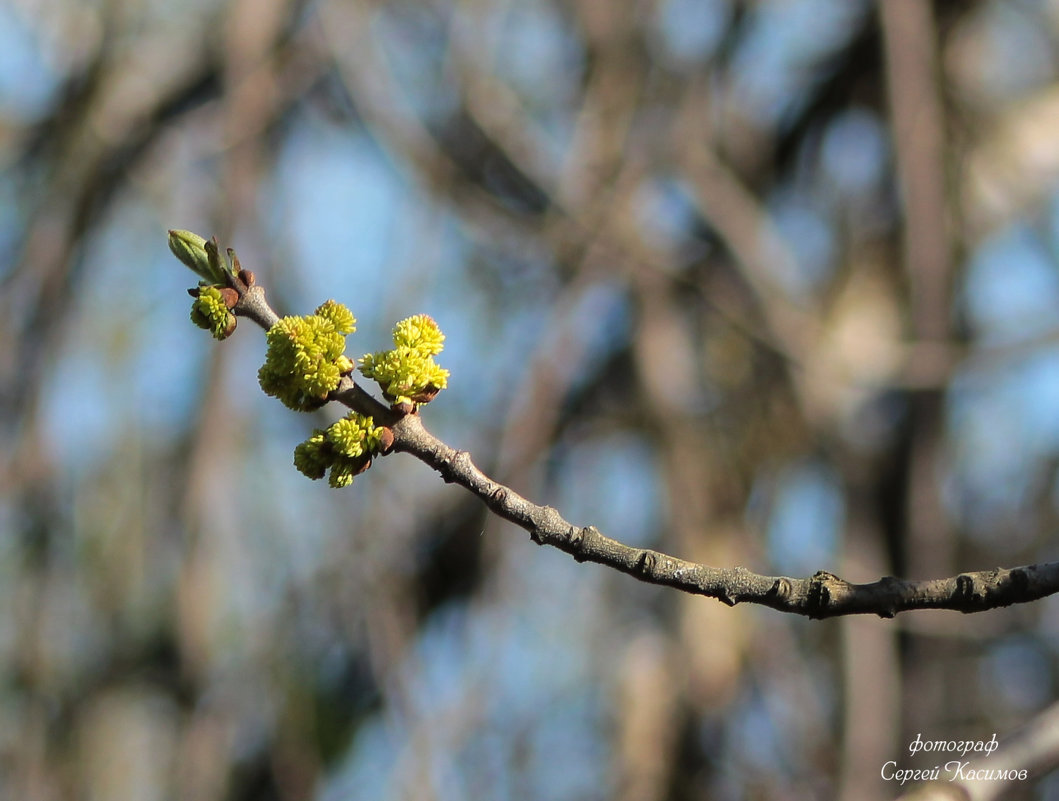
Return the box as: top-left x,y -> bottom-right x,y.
168,230 -> 214,281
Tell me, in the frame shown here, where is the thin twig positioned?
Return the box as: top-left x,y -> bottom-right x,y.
232,285 -> 1059,619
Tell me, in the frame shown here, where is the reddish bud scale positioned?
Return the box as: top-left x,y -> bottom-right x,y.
410,385 -> 441,404
377,427 -> 395,454
219,287 -> 240,309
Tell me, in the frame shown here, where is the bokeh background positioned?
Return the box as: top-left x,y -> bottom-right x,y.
4,0 -> 1059,799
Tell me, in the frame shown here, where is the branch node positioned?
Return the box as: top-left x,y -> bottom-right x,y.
769,578 -> 792,601
808,571 -> 837,617
568,526 -> 588,562
955,573 -> 976,603
638,550 -> 658,576
489,485 -> 508,507
873,576 -> 900,618
439,450 -> 466,483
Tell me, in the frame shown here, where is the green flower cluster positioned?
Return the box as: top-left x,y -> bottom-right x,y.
190,285 -> 236,340
393,314 -> 445,356
293,412 -> 385,488
359,314 -> 449,408
258,301 -> 357,411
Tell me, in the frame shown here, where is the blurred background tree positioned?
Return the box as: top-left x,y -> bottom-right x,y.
3,0 -> 1059,799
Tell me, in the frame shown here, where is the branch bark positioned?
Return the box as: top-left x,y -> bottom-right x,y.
230,280 -> 1059,619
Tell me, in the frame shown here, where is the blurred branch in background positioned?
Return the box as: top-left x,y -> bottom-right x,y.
5,1 -> 1059,800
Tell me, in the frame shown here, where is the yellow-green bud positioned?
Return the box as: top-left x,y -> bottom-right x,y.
393,314 -> 445,356
293,431 -> 330,479
315,300 -> 357,336
292,413 -> 383,488
258,303 -> 357,411
190,285 -> 237,340
359,315 -> 448,409
328,461 -> 357,489
326,413 -> 383,459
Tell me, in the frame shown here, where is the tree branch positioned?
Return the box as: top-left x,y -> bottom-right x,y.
230,280 -> 1059,619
